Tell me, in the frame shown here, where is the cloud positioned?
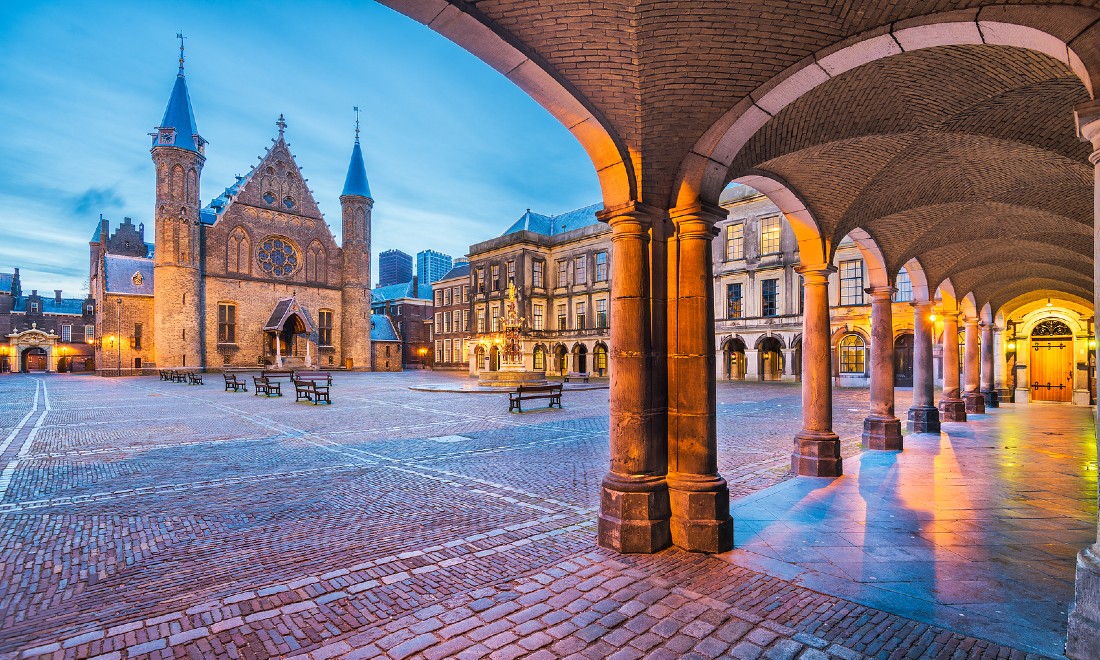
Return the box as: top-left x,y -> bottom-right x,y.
71,187 -> 125,216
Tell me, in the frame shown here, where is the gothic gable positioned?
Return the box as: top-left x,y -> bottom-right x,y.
234,139 -> 324,220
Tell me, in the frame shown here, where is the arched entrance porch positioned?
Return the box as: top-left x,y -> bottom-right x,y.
22,347 -> 47,372
756,336 -> 783,381
572,343 -> 588,374
722,337 -> 746,380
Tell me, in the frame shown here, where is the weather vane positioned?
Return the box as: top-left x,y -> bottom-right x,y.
353,106 -> 361,140
276,113 -> 287,139
176,32 -> 186,72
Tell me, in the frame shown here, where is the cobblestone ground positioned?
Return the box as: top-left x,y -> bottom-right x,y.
0,372 -> 1040,660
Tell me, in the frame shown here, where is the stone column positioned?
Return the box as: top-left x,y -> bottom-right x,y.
962,316 -> 985,414
981,322 -> 999,408
1067,98 -> 1100,660
666,203 -> 732,552
792,265 -> 841,477
596,203 -> 670,554
862,286 -> 902,450
907,301 -> 940,433
938,311 -> 967,422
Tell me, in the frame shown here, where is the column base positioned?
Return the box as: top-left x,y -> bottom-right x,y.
963,392 -> 986,414
791,430 -> 842,477
907,406 -> 940,433
938,398 -> 967,422
862,415 -> 903,451
1068,544 -> 1100,659
667,475 -> 733,554
997,387 -> 1013,403
597,474 -> 671,554
982,389 -> 1000,408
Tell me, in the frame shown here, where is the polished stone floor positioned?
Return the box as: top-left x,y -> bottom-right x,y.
729,404 -> 1098,657
0,372 -> 1085,659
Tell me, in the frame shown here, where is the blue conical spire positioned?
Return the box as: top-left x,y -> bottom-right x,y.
341,120 -> 372,198
153,36 -> 202,152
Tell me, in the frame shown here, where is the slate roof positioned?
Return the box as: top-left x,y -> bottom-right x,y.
200,175 -> 248,226
0,273 -> 14,295
104,255 -> 154,295
155,71 -> 202,152
436,263 -> 470,283
371,281 -> 432,303
370,314 -> 399,342
12,296 -> 85,316
263,298 -> 316,333
503,203 -> 602,237
342,139 -> 372,198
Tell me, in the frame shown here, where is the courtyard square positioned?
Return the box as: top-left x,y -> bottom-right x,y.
0,371 -> 1087,659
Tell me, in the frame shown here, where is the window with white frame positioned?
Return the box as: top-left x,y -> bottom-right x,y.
576,301 -> 587,329
726,283 -> 742,319
575,256 -> 587,284
61,324 -> 72,342
595,252 -> 608,282
434,312 -> 442,334
596,299 -> 608,328
557,303 -> 567,330
533,260 -> 545,288
557,260 -> 568,287
760,216 -> 781,255
761,279 -> 778,317
839,259 -> 864,306
894,269 -> 912,302
533,303 -> 544,330
726,224 -> 744,260
85,325 -> 94,341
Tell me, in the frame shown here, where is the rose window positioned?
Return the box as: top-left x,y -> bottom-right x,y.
258,237 -> 299,278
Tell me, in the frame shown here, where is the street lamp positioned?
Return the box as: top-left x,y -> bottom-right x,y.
116,297 -> 122,377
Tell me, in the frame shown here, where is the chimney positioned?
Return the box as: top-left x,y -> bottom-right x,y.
55,290 -> 62,304
31,289 -> 37,297
412,275 -> 418,296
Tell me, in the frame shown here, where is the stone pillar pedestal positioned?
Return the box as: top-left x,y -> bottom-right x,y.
792,265 -> 840,477
666,203 -> 732,553
939,311 -> 967,422
980,322 -> 998,408
862,286 -> 901,450
596,203 -> 670,553
1067,99 -> 1100,659
908,301 -> 940,433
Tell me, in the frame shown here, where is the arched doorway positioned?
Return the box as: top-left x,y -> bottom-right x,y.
791,335 -> 802,382
593,343 -> 608,377
1030,319 -> 1073,402
533,344 -> 546,371
488,346 -> 500,371
474,345 -> 486,372
894,334 -> 914,387
573,344 -> 588,373
22,347 -> 47,372
554,345 -> 568,375
758,336 -> 783,381
724,338 -> 746,380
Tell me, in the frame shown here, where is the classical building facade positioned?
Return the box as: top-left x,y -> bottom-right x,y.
431,262 -> 470,370
0,269 -> 96,373
88,52 -> 375,373
466,204 -> 611,377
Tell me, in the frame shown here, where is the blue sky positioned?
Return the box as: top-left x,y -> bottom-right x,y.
0,1 -> 600,295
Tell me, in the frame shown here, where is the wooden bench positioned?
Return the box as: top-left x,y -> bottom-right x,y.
261,369 -> 295,382
223,373 -> 247,392
159,369 -> 172,381
253,375 -> 282,397
294,379 -> 331,405
564,371 -> 590,383
509,384 -> 563,413
187,372 -> 203,385
293,370 -> 333,386
172,370 -> 187,383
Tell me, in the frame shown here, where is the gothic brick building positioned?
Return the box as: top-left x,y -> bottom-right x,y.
89,50 -> 375,373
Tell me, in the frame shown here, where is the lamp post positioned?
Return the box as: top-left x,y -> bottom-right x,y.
116,298 -> 122,377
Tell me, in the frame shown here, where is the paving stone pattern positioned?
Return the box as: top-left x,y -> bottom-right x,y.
0,372 -> 1042,659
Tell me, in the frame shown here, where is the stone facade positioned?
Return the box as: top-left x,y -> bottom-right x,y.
0,270 -> 96,373
89,62 -> 378,373
466,205 -> 611,378
371,278 -> 432,369
430,263 -> 471,370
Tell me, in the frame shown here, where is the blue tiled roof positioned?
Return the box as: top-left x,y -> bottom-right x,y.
370,314 -> 399,341
0,273 -> 14,294
201,174 -> 248,226
155,73 -> 202,152
342,139 -> 372,198
503,203 -> 602,237
90,217 -> 107,242
371,280 -> 432,303
104,255 -> 154,295
13,296 -> 85,315
437,263 -> 470,282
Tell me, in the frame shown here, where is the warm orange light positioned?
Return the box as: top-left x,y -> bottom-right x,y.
929,313 -> 937,322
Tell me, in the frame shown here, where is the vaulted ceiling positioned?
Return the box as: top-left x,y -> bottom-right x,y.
379,0 -> 1100,313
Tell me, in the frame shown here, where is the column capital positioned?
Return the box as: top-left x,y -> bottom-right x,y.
910,299 -> 934,310
668,201 -> 724,238
1075,99 -> 1100,153
865,286 -> 896,300
794,263 -> 836,284
596,201 -> 665,229
941,310 -> 960,322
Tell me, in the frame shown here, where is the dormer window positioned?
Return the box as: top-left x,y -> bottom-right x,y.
283,196 -> 295,210
263,191 -> 276,204
29,302 -> 39,314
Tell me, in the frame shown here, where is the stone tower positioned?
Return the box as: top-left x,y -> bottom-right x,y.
151,42 -> 206,368
339,119 -> 373,369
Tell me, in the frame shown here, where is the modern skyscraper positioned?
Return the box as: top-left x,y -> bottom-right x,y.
417,249 -> 453,285
378,249 -> 413,287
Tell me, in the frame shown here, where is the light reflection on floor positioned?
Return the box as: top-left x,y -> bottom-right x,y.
726,402 -> 1097,657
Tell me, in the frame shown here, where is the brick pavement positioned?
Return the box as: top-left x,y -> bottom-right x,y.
0,372 -> 1045,659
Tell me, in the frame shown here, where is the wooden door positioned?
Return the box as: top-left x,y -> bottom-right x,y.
894,334 -> 914,387
1031,339 -> 1073,402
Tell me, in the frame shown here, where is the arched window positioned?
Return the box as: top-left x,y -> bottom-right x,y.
594,344 -> 608,374
839,334 -> 866,374
533,345 -> 545,370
